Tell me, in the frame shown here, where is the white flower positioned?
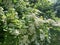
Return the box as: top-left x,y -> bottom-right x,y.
31,13 -> 36,19
52,22 -> 60,26
40,34 -> 45,41
45,19 -> 55,24
39,29 -> 43,33
0,7 -> 4,10
11,30 -> 20,36
34,17 -> 45,27
28,24 -> 36,35
34,18 -> 39,26
12,8 -> 15,11
15,12 -> 18,15
35,18 -> 45,23
2,15 -> 6,22
46,19 -> 52,23
51,20 -> 60,26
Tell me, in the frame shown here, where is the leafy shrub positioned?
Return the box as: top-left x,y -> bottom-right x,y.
0,0 -> 60,45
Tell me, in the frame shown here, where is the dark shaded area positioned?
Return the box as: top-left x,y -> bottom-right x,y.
54,0 -> 60,18
50,28 -> 60,45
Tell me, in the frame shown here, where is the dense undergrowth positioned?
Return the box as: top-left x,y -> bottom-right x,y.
0,0 -> 60,45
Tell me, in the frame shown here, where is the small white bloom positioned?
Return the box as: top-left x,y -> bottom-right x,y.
0,7 -> 4,10
31,13 -> 36,18
47,27 -> 50,30
37,18 -> 45,23
12,8 -> 15,11
34,18 -> 39,26
15,12 -> 18,15
52,23 -> 60,26
45,19 -> 55,24
40,34 -> 45,41
11,30 -> 20,36
39,29 -> 43,33
47,19 -> 52,23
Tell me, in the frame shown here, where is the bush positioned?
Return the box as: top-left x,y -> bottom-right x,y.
0,0 -> 60,45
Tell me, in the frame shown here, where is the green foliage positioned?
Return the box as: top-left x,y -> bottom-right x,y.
0,0 -> 60,45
